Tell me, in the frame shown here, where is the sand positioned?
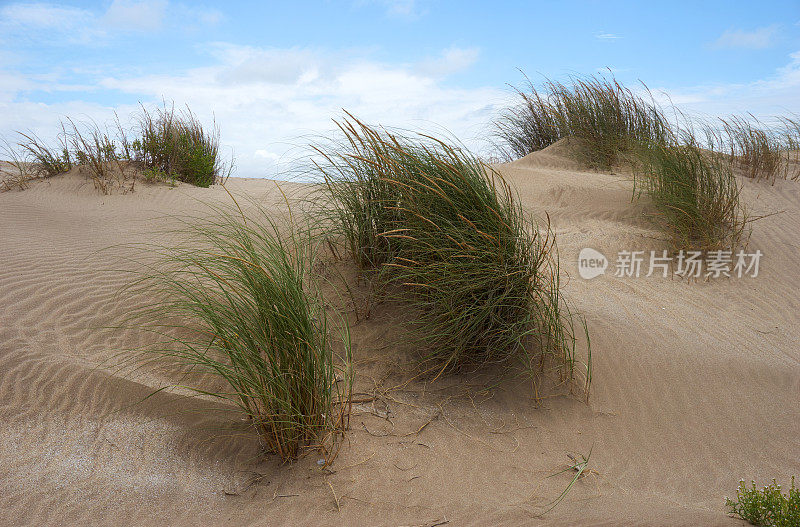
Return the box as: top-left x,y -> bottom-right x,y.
1,150 -> 798,526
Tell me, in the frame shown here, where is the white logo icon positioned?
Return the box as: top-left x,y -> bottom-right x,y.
578,248 -> 608,279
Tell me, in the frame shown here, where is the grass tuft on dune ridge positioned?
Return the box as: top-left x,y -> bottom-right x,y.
123,201 -> 352,463
315,113 -> 589,390
632,128 -> 748,251
2,102 -> 231,194
495,73 -> 669,170
717,115 -> 800,183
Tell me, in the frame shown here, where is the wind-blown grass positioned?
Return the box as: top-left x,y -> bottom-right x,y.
4,103 -> 231,194
132,103 -> 231,188
720,115 -> 786,183
1,138 -> 37,191
15,125 -> 73,178
315,114 -> 589,390
632,129 -> 747,251
124,202 -> 352,462
495,73 -> 669,170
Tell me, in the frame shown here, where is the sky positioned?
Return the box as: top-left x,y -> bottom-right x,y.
1,0 -> 799,178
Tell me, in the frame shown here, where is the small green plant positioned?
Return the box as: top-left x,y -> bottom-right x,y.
725,477 -> 800,527
537,447 -> 594,517
124,202 -> 352,462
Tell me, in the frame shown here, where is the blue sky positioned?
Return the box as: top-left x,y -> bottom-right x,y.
1,0 -> 799,177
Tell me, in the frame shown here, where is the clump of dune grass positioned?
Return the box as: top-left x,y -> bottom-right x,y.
131,103 -> 231,188
495,80 -> 563,157
124,202 -> 352,462
15,125 -> 72,178
778,116 -> 800,181
495,73 -> 669,170
632,128 -> 747,251
6,103 -> 231,194
0,138 -> 37,191
720,115 -> 785,183
725,477 -> 799,526
66,117 -> 136,193
315,114 -> 589,388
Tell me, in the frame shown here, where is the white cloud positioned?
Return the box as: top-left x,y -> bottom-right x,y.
355,0 -> 423,18
595,33 -> 621,40
103,0 -> 167,31
714,25 -> 779,50
0,3 -> 102,44
415,46 -> 480,77
0,1 -> 221,46
210,44 -> 324,85
383,0 -> 417,17
196,8 -> 223,26
651,50 -> 800,119
0,43 -> 502,179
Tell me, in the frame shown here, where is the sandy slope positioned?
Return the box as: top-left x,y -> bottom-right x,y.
1,151 -> 798,526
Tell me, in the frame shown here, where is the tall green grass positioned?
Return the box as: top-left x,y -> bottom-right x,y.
315,114 -> 589,387
125,203 -> 352,462
4,103 -> 231,193
720,116 -> 785,183
496,74 -> 752,251
495,74 -> 669,170
132,103 -> 230,188
632,129 -> 747,251
717,115 -> 800,183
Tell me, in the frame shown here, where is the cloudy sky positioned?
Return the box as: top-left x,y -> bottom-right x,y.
1,0 -> 799,178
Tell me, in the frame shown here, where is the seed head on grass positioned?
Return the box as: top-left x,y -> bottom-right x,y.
315,113 -> 590,391
124,200 -> 352,462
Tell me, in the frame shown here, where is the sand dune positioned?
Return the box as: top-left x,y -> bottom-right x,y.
1,155 -> 798,525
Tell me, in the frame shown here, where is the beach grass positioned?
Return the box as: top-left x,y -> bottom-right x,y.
132,103 -> 230,188
632,128 -> 747,251
4,103 -> 231,193
15,125 -> 73,179
124,202 -> 352,462
719,115 -> 786,183
315,114 -> 589,389
0,138 -> 38,191
495,73 -> 669,170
